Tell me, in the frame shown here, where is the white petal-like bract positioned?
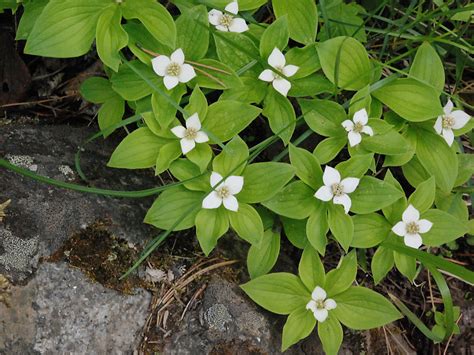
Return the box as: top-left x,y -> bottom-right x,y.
202,191 -> 223,209
402,204 -> 419,224
272,78 -> 291,97
311,286 -> 327,301
322,166 -> 341,186
268,48 -> 286,69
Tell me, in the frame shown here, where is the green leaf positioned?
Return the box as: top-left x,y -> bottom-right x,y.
350,176 -> 404,214
372,78 -> 443,122
371,246 -> 394,284
408,176 -> 435,213
394,248 -> 416,281
318,316 -> 343,355
214,32 -> 262,75
124,22 -> 169,65
306,202 -> 328,255
333,286 -> 401,329
229,203 -> 264,245
282,308 -> 316,351
240,273 -> 310,315
185,85 -> 208,120
455,154 -> 474,186
151,85 -> 186,128
239,162 -> 295,203
289,74 -> 335,97
262,181 -> 317,219
191,59 -> 243,90
336,153 -> 373,178
422,209 -> 468,247
98,96 -> 125,134
155,142 -> 182,174
317,36 -> 372,90
415,129 -> 458,192
220,76 -> 268,104
262,88 -> 296,145
285,44 -> 321,79
325,251 -> 357,296
189,0 -> 267,11
409,42 -> 445,92
328,204 -> 354,252
313,136 -> 347,165
187,143 -> 213,173
176,5 -> 209,60
272,0 -> 318,45
25,0 -> 110,57
362,130 -> 411,155
122,0 -> 176,49
351,213 -> 391,248
381,169 -> 407,224
169,159 -> 209,191
260,16 -> 289,59
299,98 -> 347,137
282,217 -> 308,249
96,5 -> 128,71
144,186 -> 203,230
402,156 -> 431,189
435,191 -> 469,222
195,208 -> 229,255
16,0 -> 48,40
247,229 -> 281,279
204,100 -> 261,142
80,77 -> 117,104
111,61 -> 161,101
289,144 -> 322,190
299,246 -> 326,291
212,135 -> 249,176
348,85 -> 371,117
108,128 -> 169,169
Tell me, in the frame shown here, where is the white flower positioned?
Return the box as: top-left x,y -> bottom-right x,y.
208,1 -> 248,33
151,48 -> 196,90
306,286 -> 336,323
202,172 -> 244,212
314,166 -> 359,214
258,48 -> 299,97
171,113 -> 209,154
434,99 -> 471,146
392,204 -> 433,249
341,108 -> 374,147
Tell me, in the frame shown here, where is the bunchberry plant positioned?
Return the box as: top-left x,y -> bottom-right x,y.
1,0 -> 473,353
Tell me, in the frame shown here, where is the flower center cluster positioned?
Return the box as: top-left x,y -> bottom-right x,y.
184,128 -> 198,140
315,299 -> 325,309
442,115 -> 455,129
166,62 -> 181,76
331,183 -> 344,196
353,122 -> 364,133
217,186 -> 230,199
406,221 -> 419,234
219,13 -> 234,27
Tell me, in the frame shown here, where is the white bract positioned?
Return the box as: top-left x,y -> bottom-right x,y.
258,48 -> 299,97
208,1 -> 248,33
171,113 -> 209,154
434,99 -> 471,146
151,48 -> 196,90
341,108 -> 374,147
392,204 -> 433,249
202,172 -> 244,212
306,286 -> 336,323
314,166 -> 359,214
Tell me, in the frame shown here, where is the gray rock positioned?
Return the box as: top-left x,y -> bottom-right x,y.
0,124 -> 157,283
163,277 -> 327,354
0,263 -> 150,354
